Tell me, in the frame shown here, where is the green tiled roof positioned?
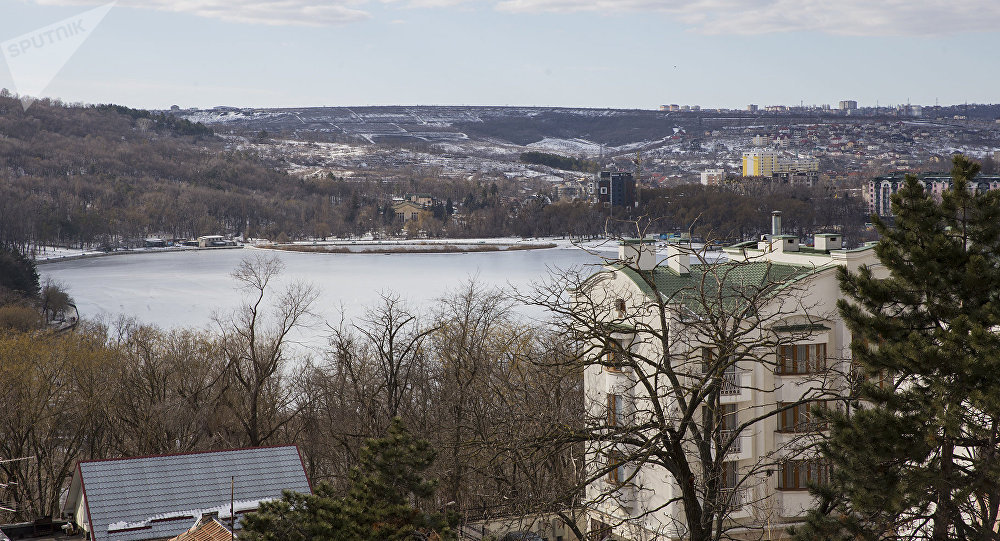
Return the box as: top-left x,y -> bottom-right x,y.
615,261 -> 826,313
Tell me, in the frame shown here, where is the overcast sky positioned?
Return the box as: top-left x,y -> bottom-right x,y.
1,0 -> 998,110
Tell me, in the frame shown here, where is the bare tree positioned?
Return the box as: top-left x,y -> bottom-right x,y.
0,325 -> 114,521
521,235 -> 850,541
308,292 -> 438,484
215,254 -> 317,446
106,320 -> 230,455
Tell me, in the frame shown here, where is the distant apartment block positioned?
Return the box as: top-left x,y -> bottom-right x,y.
743,149 -> 818,175
747,104 -> 759,112
742,150 -> 819,187
700,168 -> 725,186
775,157 -> 819,173
657,104 -> 699,112
742,149 -> 779,176
868,172 -> 1000,217
593,171 -> 638,208
839,100 -> 858,110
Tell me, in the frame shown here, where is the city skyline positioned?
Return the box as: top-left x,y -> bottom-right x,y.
1,0 -> 999,110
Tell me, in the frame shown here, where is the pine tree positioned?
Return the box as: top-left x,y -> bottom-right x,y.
240,483 -> 350,541
241,418 -> 457,541
0,247 -> 39,297
343,417 -> 457,541
794,155 -> 1000,540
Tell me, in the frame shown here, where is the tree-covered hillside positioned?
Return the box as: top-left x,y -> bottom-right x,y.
0,95 -> 356,252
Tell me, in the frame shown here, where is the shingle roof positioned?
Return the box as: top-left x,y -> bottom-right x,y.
168,517 -> 233,541
615,261 -> 824,313
74,446 -> 309,541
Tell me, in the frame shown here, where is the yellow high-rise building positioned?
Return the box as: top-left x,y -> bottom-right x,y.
742,149 -> 778,176
743,150 -> 819,177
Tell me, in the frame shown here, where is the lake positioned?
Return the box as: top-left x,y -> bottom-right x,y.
39,245 -> 606,333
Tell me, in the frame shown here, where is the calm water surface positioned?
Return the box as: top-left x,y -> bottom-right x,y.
40,246 -> 604,331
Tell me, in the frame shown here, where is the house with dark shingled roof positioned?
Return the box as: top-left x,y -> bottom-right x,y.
61,446 -> 310,541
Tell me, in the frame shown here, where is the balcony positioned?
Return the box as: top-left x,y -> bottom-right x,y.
719,370 -> 753,404
716,431 -> 753,461
720,487 -> 752,517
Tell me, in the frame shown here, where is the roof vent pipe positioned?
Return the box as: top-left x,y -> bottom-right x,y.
771,211 -> 782,237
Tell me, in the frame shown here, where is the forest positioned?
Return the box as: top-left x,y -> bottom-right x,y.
519,151 -> 599,173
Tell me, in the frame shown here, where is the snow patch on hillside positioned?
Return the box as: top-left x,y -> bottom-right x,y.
526,138 -> 601,156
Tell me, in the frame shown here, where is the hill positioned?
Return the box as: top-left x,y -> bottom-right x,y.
0,96 -> 357,253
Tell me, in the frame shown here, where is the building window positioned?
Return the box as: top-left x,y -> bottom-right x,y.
615,298 -> 626,315
608,452 -> 626,485
721,460 -> 739,490
607,393 -> 625,427
704,348 -> 740,394
720,404 -> 738,431
778,460 -> 830,490
777,402 -> 826,432
605,338 -> 627,371
716,404 -> 743,454
600,187 -> 608,194
777,343 -> 826,374
589,520 -> 611,541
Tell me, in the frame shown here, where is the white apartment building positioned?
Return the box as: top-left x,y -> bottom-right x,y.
576,214 -> 879,540
700,169 -> 725,186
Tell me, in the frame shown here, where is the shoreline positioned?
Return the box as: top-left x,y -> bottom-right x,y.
260,241 -> 558,255
33,245 -> 243,265
32,239 -> 575,264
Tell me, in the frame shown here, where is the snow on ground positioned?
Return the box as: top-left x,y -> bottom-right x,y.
526,137 -> 602,156
179,110 -> 279,124
613,137 -> 672,153
31,246 -> 102,261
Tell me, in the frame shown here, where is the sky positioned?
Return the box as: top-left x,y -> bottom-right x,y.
1,0 -> 999,110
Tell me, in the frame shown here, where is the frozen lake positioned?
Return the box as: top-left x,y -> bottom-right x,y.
39,245 -> 606,332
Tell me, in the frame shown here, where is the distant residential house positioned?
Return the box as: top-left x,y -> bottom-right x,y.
61,446 -> 311,541
555,179 -> 588,201
393,200 -> 429,223
196,235 -> 233,248
405,193 -> 434,207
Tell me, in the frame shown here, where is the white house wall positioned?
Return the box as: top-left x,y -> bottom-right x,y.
581,244 -> 883,539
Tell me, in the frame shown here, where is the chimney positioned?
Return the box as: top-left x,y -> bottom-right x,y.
814,233 -> 842,251
666,243 -> 690,275
771,211 -> 782,237
618,239 -> 656,271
